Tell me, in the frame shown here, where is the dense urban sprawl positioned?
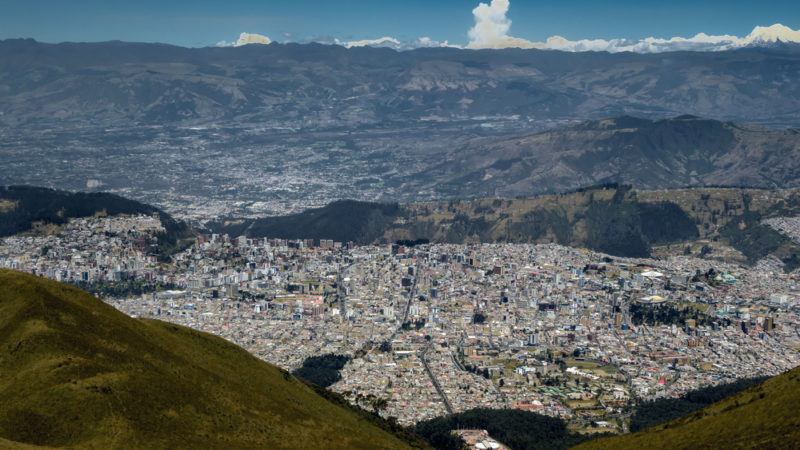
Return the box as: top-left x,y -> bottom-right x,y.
2,214 -> 799,429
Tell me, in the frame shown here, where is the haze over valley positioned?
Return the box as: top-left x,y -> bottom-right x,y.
2,39 -> 800,217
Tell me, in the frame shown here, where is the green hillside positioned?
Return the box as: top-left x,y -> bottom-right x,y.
0,269 -> 426,449
574,365 -> 800,449
628,376 -> 769,432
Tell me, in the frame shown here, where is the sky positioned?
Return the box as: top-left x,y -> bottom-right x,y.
1,0 -> 799,52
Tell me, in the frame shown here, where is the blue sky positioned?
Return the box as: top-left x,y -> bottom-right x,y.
0,0 -> 798,48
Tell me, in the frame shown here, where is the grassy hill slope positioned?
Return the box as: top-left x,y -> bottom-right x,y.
574,365 -> 800,449
0,269 -> 424,449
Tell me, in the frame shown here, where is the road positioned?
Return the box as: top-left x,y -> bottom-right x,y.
419,342 -> 454,415
389,255 -> 423,341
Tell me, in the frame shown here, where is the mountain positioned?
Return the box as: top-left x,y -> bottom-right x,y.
3,40 -> 800,208
385,189 -> 701,259
406,115 -> 800,199
2,39 -> 800,130
574,365 -> 800,449
0,269 -> 426,449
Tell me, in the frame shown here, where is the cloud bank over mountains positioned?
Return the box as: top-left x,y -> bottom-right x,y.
222,0 -> 800,53
493,23 -> 800,53
464,1 -> 800,53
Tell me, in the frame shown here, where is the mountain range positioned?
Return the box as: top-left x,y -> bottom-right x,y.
2,39 -> 800,130
3,39 -> 800,207
413,115 -> 800,198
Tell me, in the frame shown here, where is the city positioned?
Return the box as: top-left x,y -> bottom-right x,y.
3,0 -> 800,447
3,213 -> 798,432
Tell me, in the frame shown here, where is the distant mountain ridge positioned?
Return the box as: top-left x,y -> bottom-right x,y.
412,115 -> 800,198
2,39 -> 800,129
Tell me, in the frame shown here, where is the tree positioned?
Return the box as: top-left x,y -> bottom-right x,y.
371,397 -> 389,414
291,354 -> 350,387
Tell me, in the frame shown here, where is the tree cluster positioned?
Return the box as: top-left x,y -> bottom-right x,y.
413,408 -> 600,450
584,200 -> 698,258
291,354 -> 350,388
395,238 -> 430,247
216,200 -> 402,245
70,280 -> 179,298
629,302 -> 713,327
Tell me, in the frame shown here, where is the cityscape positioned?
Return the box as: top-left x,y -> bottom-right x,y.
3,212 -> 798,432
2,0 -> 800,447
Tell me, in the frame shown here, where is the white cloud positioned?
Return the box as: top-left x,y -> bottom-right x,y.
340,36 -> 401,48
413,37 -> 461,49
538,33 -> 742,53
334,36 -> 461,51
467,0 -> 541,49
221,2 -> 800,54
234,32 -> 272,46
534,24 -> 800,53
464,1 -> 800,53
